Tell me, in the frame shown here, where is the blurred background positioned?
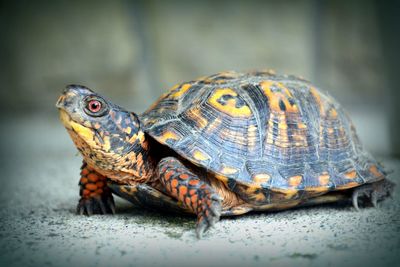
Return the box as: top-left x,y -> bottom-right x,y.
0,0 -> 399,157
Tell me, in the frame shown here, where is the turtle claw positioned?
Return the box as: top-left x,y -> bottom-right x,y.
77,192 -> 115,215
351,179 -> 395,211
352,191 -> 360,211
371,191 -> 378,208
195,193 -> 222,239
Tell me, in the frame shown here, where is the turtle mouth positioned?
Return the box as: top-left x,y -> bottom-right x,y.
58,109 -> 96,142
59,109 -> 73,130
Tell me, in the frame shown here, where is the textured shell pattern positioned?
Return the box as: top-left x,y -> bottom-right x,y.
140,71 -> 386,195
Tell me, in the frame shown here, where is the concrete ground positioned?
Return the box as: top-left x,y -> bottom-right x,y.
0,115 -> 399,267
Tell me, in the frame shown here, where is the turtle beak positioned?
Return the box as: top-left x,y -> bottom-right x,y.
56,85 -> 81,109
56,94 -> 66,109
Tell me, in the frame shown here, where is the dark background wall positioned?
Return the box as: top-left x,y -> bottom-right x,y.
0,0 -> 399,157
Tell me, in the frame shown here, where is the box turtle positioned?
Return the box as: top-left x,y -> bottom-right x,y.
56,70 -> 394,238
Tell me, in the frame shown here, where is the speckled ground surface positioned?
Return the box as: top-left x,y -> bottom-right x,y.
0,116 -> 399,267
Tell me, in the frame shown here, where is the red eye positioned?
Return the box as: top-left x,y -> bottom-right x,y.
88,100 -> 102,113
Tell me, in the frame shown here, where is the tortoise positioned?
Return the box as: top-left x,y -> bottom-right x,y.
56,70 -> 394,238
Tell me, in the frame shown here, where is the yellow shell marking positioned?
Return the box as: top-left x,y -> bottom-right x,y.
344,170 -> 357,179
310,87 -> 325,115
272,188 -> 298,199
186,108 -> 208,129
221,166 -> 239,175
193,149 -> 210,161
159,131 -> 179,143
259,81 -> 298,113
208,88 -> 252,117
247,124 -> 258,149
253,174 -> 271,184
170,83 -> 192,98
369,165 -> 382,178
288,175 -> 302,187
336,181 -> 359,190
124,127 -> 132,135
329,108 -> 338,119
318,173 -> 330,186
206,117 -> 222,134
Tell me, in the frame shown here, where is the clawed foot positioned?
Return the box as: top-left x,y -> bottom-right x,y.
77,193 -> 115,215
352,179 -> 395,211
196,193 -> 223,239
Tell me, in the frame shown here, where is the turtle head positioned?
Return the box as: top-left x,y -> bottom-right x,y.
56,85 -> 152,180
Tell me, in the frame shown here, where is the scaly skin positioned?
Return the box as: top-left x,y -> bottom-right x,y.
78,162 -> 115,215
157,157 -> 222,238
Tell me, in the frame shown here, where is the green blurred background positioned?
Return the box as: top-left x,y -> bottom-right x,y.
0,0 -> 399,156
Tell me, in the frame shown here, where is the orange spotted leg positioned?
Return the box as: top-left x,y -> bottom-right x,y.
77,162 -> 115,215
157,157 -> 222,238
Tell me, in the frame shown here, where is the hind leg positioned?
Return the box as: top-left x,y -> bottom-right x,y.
297,179 -> 395,210
351,179 -> 395,210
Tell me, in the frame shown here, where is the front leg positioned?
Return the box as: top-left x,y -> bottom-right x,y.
77,162 -> 115,215
157,157 -> 222,238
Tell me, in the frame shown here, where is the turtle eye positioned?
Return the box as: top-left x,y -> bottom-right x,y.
88,100 -> 101,113
84,96 -> 108,117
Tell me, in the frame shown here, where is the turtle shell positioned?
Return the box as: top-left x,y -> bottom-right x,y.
140,70 -> 386,203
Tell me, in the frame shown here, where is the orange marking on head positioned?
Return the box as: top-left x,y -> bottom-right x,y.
344,170 -> 357,179
288,175 -> 302,187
